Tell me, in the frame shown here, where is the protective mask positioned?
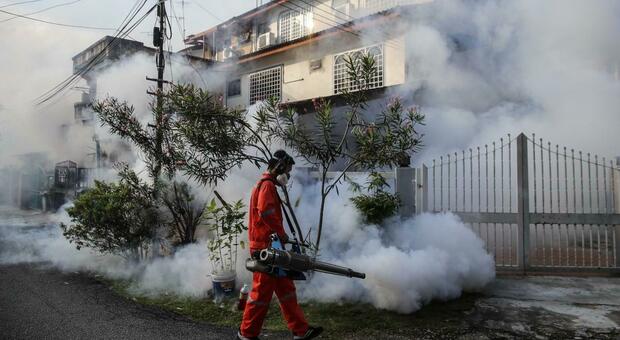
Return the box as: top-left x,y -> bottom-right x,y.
276,173 -> 290,187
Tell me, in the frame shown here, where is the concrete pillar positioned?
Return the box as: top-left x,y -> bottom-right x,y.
395,167 -> 415,218
516,133 -> 530,272
16,174 -> 23,208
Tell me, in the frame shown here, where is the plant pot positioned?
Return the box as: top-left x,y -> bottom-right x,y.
211,271 -> 236,299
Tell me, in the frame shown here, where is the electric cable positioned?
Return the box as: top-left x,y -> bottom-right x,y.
115,0 -> 145,35
0,7 -> 117,30
35,1 -> 150,104
193,0 -> 222,21
303,0 -> 406,39
280,0 -> 403,51
169,0 -> 208,87
0,0 -> 43,9
35,0 -> 155,105
1,0 -> 85,24
285,0 -> 403,51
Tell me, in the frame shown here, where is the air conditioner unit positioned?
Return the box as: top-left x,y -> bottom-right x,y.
222,47 -> 235,60
257,32 -> 273,50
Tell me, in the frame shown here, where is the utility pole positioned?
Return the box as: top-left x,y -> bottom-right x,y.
147,0 -> 168,186
145,0 -> 168,257
155,0 -> 165,183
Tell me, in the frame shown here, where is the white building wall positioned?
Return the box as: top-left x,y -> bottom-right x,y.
249,0 -> 432,51
225,33 -> 406,109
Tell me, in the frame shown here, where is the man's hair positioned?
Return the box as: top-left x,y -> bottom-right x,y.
268,150 -> 295,173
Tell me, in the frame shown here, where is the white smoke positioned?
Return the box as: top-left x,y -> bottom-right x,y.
398,0 -> 620,161
0,206 -> 218,297
282,176 -> 494,313
0,168 -> 494,312
5,0 -> 620,315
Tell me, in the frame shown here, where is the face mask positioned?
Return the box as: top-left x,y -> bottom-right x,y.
276,173 -> 290,187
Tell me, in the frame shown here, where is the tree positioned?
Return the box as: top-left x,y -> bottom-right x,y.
93,83 -> 272,253
60,166 -> 155,260
162,85 -> 270,185
254,53 -> 425,251
92,53 -> 424,256
161,181 -> 206,247
163,84 -> 313,246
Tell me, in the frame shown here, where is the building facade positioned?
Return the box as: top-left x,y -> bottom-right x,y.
185,0 -> 434,110
72,36 -> 157,125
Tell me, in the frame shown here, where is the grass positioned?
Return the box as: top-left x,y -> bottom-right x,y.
107,279 -> 480,339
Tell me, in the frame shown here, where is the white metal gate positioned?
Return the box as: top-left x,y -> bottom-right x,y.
416,133 -> 620,273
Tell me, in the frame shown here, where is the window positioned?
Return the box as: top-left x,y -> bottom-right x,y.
57,168 -> 68,184
361,0 -> 400,13
257,22 -> 270,35
249,66 -> 282,104
334,45 -> 384,94
278,6 -> 312,43
227,79 -> 241,97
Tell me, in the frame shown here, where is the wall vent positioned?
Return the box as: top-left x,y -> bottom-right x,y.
310,59 -> 322,71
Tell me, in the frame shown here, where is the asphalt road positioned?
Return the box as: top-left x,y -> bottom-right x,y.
0,263 -> 236,340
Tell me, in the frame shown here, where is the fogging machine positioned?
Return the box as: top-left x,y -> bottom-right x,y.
245,234 -> 366,280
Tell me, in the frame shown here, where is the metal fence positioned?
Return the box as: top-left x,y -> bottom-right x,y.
416,133 -> 620,273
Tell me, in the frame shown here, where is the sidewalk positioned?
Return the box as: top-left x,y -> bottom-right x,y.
466,276 -> 620,339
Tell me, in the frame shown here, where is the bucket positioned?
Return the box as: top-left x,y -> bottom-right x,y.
212,271 -> 236,299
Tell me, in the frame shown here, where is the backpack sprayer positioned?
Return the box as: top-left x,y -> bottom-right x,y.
245,234 -> 366,280
245,233 -> 366,280
243,150 -> 365,280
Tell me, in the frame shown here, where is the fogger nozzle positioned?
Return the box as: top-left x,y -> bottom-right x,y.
259,248 -> 366,279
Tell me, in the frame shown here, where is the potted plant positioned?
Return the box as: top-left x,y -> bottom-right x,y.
205,191 -> 247,300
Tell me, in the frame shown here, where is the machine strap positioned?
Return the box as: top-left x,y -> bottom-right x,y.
256,178 -> 298,239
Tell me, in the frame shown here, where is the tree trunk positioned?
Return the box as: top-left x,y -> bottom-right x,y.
314,170 -> 329,253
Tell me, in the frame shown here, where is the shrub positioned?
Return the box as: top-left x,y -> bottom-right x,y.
350,172 -> 400,225
60,173 -> 156,261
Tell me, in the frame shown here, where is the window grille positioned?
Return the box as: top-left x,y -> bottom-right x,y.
249,66 -> 282,104
333,45 -> 384,94
278,6 -> 312,43
361,0 -> 404,12
227,79 -> 241,97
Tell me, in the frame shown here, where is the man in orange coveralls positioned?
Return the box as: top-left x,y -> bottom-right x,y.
237,150 -> 323,340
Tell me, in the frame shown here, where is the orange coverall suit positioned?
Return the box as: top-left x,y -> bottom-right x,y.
240,173 -> 309,338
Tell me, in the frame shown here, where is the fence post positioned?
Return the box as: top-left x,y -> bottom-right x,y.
614,158 -> 620,267
421,165 -> 429,213
615,158 -> 620,213
396,167 -> 416,218
516,133 -> 530,272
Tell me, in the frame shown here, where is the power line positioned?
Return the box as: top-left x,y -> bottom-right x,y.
35,0 -> 149,102
0,0 -> 85,24
169,0 -> 208,87
35,0 -> 155,105
0,7 -> 117,30
192,0 -> 222,21
0,0 -> 43,9
282,0 -> 403,51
